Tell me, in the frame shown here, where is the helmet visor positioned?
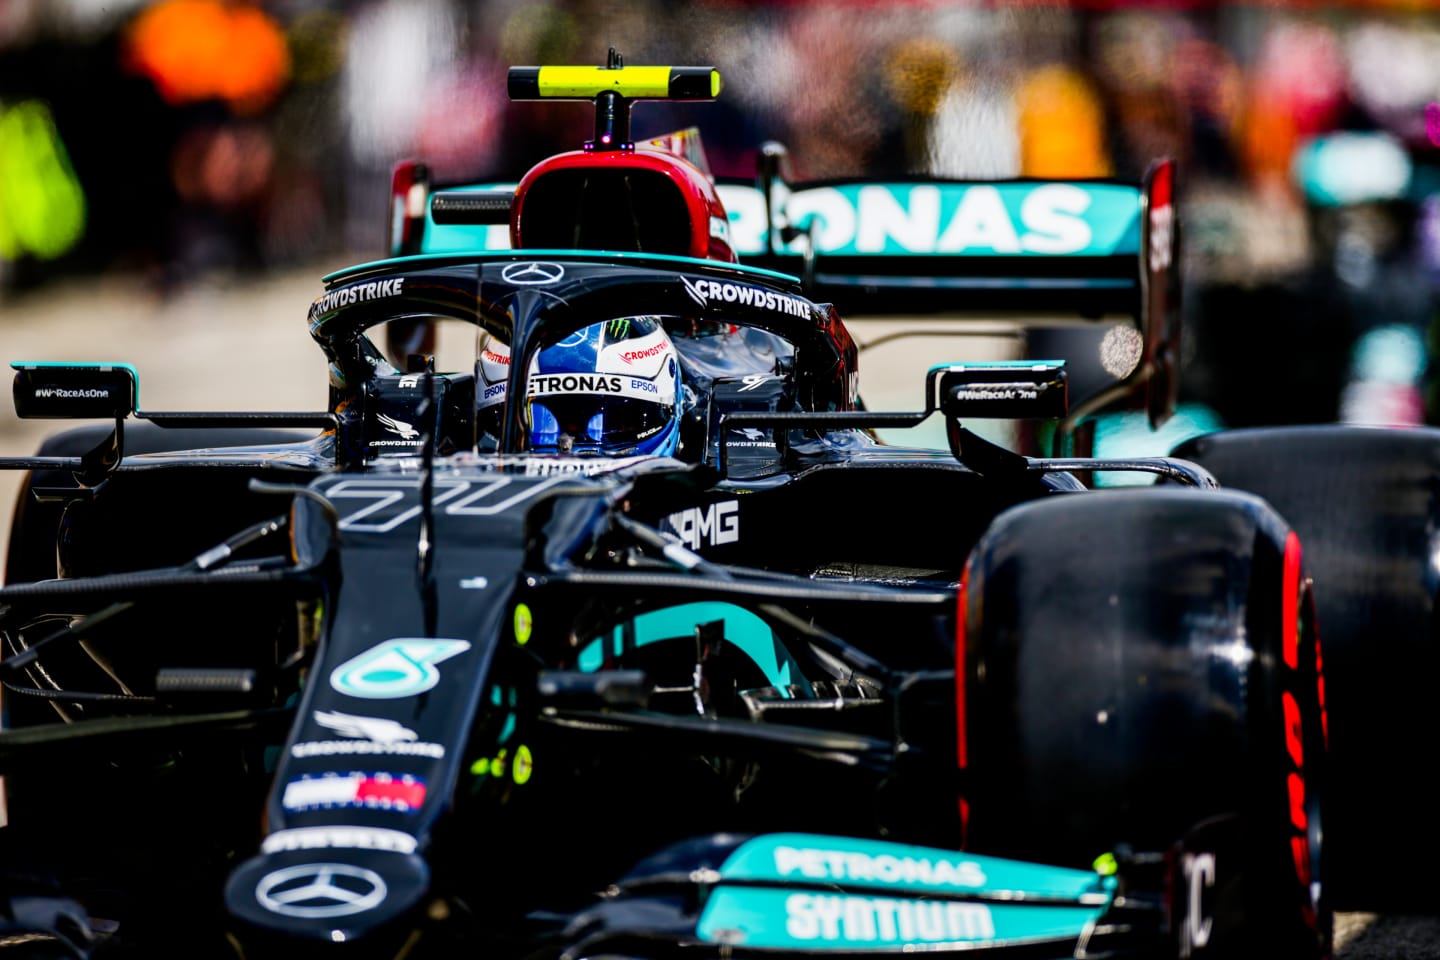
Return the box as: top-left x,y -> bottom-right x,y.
531,394 -> 672,453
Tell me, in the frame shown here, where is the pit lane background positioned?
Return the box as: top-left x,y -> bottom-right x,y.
3,0 -> 1440,952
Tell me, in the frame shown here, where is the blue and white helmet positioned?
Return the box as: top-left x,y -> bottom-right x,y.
477,317 -> 682,456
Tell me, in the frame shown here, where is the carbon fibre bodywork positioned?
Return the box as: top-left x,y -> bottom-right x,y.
0,254 -> 1326,959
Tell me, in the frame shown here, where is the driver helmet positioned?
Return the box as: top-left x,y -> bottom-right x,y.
477,317 -> 682,456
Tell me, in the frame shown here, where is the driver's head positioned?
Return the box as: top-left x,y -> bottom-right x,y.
476,317 -> 681,456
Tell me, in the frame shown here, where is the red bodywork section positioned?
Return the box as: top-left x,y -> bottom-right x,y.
511,146 -> 738,263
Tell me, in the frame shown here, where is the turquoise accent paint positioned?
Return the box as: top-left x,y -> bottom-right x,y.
396,179 -> 1140,269
10,361 -> 139,376
792,182 -> 1140,257
575,602 -> 804,696
419,224 -> 512,254
11,360 -> 140,391
328,638 -> 470,699
322,249 -> 800,286
578,644 -> 600,670
697,834 -> 1112,949
717,182 -> 1140,258
931,360 -> 1066,371
718,834 -> 1107,900
698,888 -> 1104,949
422,183 -> 516,254
1090,402 -> 1226,487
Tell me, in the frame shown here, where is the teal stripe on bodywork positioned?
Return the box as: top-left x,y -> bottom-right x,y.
931,360 -> 1066,371
405,180 -> 1140,260
578,602 -> 803,696
783,182 -> 1140,257
11,360 -> 139,377
698,888 -> 1103,949
323,248 -> 801,286
718,834 -> 1107,899
421,183 -> 515,254
698,834 -> 1113,949
717,182 -> 1141,258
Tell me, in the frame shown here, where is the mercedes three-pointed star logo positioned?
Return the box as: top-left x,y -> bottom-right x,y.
500,261 -> 565,285
255,862 -> 388,919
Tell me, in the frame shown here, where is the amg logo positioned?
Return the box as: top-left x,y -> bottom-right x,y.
662,500 -> 739,550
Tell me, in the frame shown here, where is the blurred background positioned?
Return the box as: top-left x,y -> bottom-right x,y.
4,0 -> 1440,435
4,6 -> 1439,951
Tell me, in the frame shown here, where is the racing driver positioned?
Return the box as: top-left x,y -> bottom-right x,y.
476,317 -> 682,457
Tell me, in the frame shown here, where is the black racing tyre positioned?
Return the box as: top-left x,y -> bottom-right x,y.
1172,425 -> 1440,910
960,488 -> 1328,959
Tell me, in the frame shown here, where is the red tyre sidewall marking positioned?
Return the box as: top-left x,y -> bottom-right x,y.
956,562 -> 970,845
1281,531 -> 1316,922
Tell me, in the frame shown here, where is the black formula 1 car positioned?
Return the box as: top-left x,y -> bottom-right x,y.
1,55 -> 1401,959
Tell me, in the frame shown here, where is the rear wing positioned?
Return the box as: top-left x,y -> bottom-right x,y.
717,156 -> 1180,428
383,152 -> 1179,428
716,180 -> 1137,312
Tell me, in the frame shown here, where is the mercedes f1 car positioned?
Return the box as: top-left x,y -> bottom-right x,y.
0,55 -> 1360,958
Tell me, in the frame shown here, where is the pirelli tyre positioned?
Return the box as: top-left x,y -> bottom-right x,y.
1172,424 -> 1440,911
959,488 -> 1328,959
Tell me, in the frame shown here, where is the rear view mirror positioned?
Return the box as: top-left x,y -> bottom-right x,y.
936,362 -> 1067,420
11,362 -> 138,420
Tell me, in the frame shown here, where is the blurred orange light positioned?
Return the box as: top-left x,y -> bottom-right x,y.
1016,65 -> 1112,178
123,0 -> 290,115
